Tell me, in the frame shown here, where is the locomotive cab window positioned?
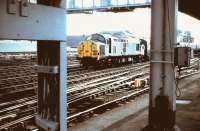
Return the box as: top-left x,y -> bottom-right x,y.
92,44 -> 97,50
136,44 -> 140,51
100,45 -> 105,55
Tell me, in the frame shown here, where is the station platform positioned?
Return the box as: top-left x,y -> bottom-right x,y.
103,73 -> 200,131
69,73 -> 200,131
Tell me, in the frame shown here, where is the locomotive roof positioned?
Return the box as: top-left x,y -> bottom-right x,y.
89,31 -> 145,44
99,31 -> 135,39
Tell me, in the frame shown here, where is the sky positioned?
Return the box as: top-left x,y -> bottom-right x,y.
67,8 -> 200,43
1,8 -> 200,52
67,9 -> 151,37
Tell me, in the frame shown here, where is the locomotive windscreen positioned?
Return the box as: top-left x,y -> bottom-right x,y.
100,45 -> 105,55
90,34 -> 106,43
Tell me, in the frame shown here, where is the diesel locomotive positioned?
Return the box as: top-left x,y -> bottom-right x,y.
77,31 -> 148,67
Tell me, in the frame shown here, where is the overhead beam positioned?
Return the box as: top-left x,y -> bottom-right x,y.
0,0 -> 66,41
37,0 -> 61,7
35,0 -> 67,131
179,0 -> 200,20
38,0 -> 66,8
66,0 -> 150,14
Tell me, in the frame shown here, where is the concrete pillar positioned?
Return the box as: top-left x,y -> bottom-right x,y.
142,0 -> 180,131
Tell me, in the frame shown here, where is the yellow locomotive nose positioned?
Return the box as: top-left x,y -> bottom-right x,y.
78,40 -> 98,58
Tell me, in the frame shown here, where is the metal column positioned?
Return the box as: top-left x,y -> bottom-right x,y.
142,0 -> 180,131
36,42 -> 67,131
35,1 -> 67,131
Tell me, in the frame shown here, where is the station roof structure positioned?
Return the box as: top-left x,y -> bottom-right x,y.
66,0 -> 200,20
179,0 -> 200,20
66,0 -> 151,13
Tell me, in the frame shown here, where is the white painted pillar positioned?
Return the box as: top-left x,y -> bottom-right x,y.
142,0 -> 179,130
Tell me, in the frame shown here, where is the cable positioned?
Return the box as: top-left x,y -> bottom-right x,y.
175,67 -> 181,97
166,0 -> 181,97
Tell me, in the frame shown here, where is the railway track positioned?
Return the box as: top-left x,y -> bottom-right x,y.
0,59 -> 149,130
68,62 -> 149,84
0,57 -> 199,130
0,96 -> 36,130
67,74 -> 150,122
67,59 -> 200,125
67,65 -> 150,104
67,87 -> 149,124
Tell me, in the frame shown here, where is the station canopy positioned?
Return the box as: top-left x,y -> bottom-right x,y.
67,0 -> 150,13
179,0 -> 200,20
67,0 -> 200,21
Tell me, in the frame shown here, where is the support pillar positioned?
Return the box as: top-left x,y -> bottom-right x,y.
142,0 -> 180,131
36,42 -> 67,131
35,1 -> 67,131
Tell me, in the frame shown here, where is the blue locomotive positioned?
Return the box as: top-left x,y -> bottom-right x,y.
77,31 -> 148,67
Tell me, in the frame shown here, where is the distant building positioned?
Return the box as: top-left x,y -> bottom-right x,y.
67,0 -> 75,8
67,46 -> 78,57
177,30 -> 199,49
101,0 -> 112,6
0,40 -> 36,52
